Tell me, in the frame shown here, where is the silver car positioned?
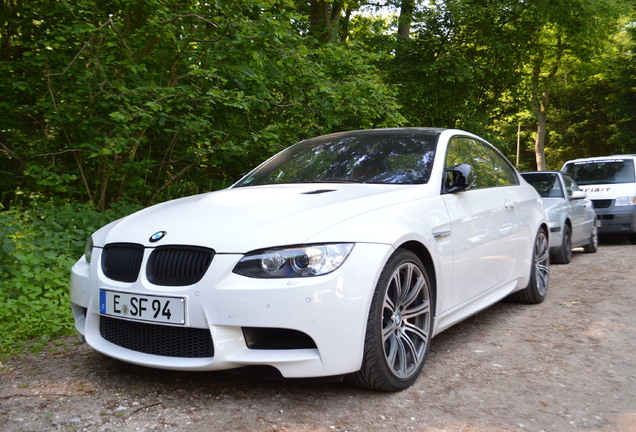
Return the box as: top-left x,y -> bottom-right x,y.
521,171 -> 599,264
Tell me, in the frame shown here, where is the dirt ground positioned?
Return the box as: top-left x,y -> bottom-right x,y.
1,238 -> 635,432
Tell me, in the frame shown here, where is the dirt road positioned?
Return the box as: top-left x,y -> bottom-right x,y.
1,239 -> 635,432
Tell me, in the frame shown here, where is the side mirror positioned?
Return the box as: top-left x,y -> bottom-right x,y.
570,190 -> 587,200
443,164 -> 476,193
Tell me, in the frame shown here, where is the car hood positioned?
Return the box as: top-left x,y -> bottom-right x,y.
93,184 -> 426,252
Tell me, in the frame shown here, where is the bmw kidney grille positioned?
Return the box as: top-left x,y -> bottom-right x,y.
101,243 -> 214,286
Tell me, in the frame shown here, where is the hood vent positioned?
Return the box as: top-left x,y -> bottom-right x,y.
301,189 -> 336,195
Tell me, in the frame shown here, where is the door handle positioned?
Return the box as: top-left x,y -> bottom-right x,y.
504,201 -> 516,210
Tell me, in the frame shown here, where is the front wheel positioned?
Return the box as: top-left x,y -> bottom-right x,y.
582,222 -> 598,253
551,224 -> 572,264
509,229 -> 550,304
346,249 -> 433,391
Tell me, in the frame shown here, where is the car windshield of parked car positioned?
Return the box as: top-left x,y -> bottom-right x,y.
522,173 -> 563,198
234,131 -> 439,187
563,159 -> 636,185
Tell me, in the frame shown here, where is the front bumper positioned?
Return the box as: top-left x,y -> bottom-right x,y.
592,204 -> 636,234
70,242 -> 393,378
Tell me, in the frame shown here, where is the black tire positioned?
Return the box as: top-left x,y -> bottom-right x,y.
582,222 -> 598,253
509,228 -> 550,304
346,249 -> 433,391
551,224 -> 572,264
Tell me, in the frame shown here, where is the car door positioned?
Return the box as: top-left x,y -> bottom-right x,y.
563,173 -> 592,244
441,136 -> 521,307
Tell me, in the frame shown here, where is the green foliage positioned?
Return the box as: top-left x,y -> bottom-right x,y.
0,0 -> 404,210
0,201 -> 141,357
1,0 -> 634,204
604,25 -> 636,155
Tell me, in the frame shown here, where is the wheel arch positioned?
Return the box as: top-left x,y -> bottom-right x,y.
396,240 -> 437,317
541,222 -> 550,243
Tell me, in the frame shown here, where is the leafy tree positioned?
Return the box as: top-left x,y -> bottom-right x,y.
366,0 -> 533,132
515,0 -> 631,170
1,0 -> 404,209
542,22 -> 635,165
605,24 -> 636,155
374,0 -> 633,168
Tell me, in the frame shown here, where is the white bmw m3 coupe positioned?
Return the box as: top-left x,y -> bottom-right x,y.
70,128 -> 549,391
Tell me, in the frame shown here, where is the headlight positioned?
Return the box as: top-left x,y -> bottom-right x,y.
233,243 -> 354,278
84,236 -> 94,264
615,196 -> 636,206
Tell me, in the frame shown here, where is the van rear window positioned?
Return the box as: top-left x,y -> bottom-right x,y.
563,159 -> 635,185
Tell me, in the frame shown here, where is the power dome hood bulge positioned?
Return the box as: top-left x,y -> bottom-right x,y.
92,184 -> 424,253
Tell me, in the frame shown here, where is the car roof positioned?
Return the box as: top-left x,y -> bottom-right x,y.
563,155 -> 636,163
521,171 -> 563,175
301,127 -> 447,139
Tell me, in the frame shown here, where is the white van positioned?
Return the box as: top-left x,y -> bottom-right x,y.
562,155 -> 636,244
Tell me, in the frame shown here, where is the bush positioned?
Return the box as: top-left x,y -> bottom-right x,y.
0,201 -> 141,357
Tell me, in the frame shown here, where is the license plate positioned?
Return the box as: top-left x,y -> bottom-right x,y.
99,290 -> 185,325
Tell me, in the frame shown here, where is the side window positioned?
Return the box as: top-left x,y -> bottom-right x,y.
445,136 -> 517,189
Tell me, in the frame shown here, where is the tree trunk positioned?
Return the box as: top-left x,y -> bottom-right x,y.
1,0 -> 17,61
534,102 -> 547,171
531,90 -> 548,171
529,35 -> 563,171
340,8 -> 352,42
397,0 -> 415,39
309,0 -> 343,43
310,0 -> 322,36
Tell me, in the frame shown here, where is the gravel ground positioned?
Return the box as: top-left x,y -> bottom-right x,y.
1,238 -> 635,432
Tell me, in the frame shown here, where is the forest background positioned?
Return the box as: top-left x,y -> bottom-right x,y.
1,0 -> 635,355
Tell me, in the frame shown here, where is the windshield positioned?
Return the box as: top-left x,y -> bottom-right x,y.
563,159 -> 635,185
234,130 -> 440,187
